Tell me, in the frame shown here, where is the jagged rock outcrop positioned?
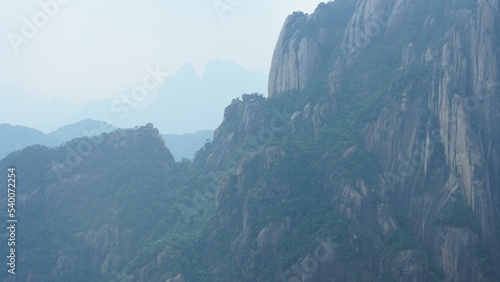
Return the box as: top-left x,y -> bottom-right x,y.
290,101 -> 337,136
268,14 -> 321,97
268,2 -> 357,97
206,94 -> 289,171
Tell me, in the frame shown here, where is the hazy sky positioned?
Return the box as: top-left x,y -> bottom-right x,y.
0,0 -> 324,105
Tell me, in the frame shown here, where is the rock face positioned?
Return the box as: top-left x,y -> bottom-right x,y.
208,0 -> 500,281
361,0 -> 500,280
268,12 -> 320,96
268,2 -> 357,97
206,94 -> 271,171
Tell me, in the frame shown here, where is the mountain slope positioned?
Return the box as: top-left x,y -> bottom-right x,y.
0,125 -> 180,281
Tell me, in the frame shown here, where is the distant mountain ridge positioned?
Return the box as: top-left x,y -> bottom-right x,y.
47,119 -> 116,142
0,124 -> 59,159
162,130 -> 213,160
1,119 -> 214,162
0,119 -> 115,160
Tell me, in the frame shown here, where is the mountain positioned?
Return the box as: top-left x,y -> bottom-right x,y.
47,119 -> 116,143
0,119 -> 116,160
162,130 -> 214,160
1,0 -> 499,281
248,0 -> 499,280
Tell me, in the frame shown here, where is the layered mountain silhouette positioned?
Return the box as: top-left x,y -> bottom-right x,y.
34,59 -> 267,134
0,119 -> 114,160
0,119 -> 213,161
